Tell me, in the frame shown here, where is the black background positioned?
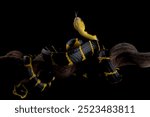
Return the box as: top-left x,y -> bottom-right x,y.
0,1 -> 150,99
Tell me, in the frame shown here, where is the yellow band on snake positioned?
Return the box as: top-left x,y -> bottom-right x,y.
74,38 -> 81,47
96,40 -> 101,51
89,41 -> 94,55
98,57 -> 110,61
104,70 -> 118,77
79,46 -> 86,61
41,83 -> 47,92
35,79 -> 41,87
66,52 -> 73,65
25,57 -> 36,79
13,84 -> 28,99
66,44 -> 70,50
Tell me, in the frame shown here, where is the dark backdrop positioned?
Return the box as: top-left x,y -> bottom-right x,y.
0,2 -> 150,99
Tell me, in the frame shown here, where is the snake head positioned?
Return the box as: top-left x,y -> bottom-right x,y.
73,13 -> 85,31
73,14 -> 97,41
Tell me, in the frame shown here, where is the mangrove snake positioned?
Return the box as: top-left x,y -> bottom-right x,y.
12,38 -> 121,99
12,15 -> 121,99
